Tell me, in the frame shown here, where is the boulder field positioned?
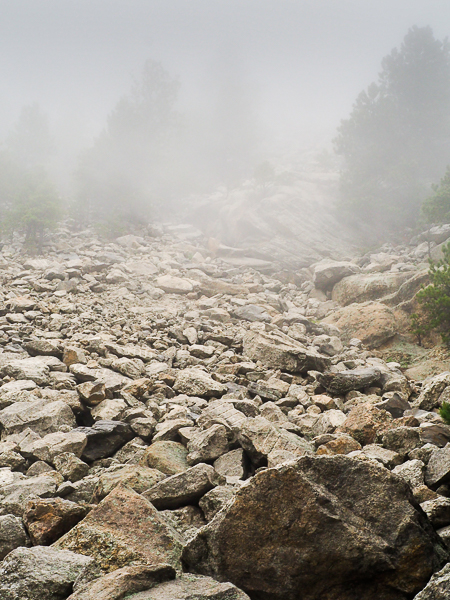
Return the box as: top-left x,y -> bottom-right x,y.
0,223 -> 450,598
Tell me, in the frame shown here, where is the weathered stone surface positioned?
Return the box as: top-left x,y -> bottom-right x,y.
322,301 -> 397,348
0,357 -> 50,385
140,440 -> 189,475
0,514 -> 30,559
0,399 -> 76,437
420,423 -> 450,448
77,420 -> 134,462
143,463 -> 225,509
173,368 -> 227,398
243,330 -> 330,373
319,367 -> 381,394
126,573 -> 250,600
183,456 -> 448,600
0,475 -> 58,516
337,403 -> 392,445
67,564 -> 176,600
413,373 -> 450,411
20,430 -> 87,464
232,304 -> 271,323
155,275 -> 194,294
93,465 -> 166,501
213,449 -> 247,481
413,563 -> 450,600
199,486 -> 235,521
0,546 -> 92,600
53,452 -> 90,482
313,260 -> 360,291
392,459 -> 425,489
381,427 -> 423,457
331,271 -> 411,306
76,381 -> 106,406
24,497 -> 86,545
54,486 -> 183,572
315,434 -> 362,456
238,416 -> 314,467
187,425 -> 229,465
421,497 -> 450,529
426,446 -> 450,488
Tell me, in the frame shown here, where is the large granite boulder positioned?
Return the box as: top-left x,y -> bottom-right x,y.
183,456 -> 447,600
322,301 -> 397,348
243,330 -> 330,373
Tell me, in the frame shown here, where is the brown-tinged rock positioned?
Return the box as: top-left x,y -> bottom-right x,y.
53,486 -> 183,572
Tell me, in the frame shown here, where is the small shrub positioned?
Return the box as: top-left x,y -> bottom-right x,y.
439,400 -> 450,424
414,241 -> 450,345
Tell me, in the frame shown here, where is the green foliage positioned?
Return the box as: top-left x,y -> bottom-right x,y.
439,400 -> 450,425
415,241 -> 450,345
0,151 -> 61,251
334,26 -> 450,232
421,166 -> 450,224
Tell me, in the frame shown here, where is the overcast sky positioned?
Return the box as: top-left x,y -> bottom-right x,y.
1,0 -> 450,149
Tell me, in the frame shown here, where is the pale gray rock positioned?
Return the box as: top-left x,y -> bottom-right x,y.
0,514 -> 30,559
0,545 -> 92,600
187,424 -> 229,465
173,368 -> 227,398
243,330 -> 330,373
143,463 -> 225,509
0,399 -> 76,437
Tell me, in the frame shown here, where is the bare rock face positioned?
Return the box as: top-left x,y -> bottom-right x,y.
322,301 -> 397,348
67,564 -> 176,600
53,486 -> 184,572
125,573 -> 250,599
243,330 -> 330,373
313,260 -> 360,291
331,271 -> 411,306
318,367 -> 382,394
183,456 -> 447,600
413,563 -> 450,600
0,545 -> 93,600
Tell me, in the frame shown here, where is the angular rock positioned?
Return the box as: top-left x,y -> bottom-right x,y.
322,301 -> 397,348
67,564 -> 176,600
243,330 -> 330,373
337,403 -> 392,445
140,440 -> 189,475
187,424 -> 229,465
426,446 -> 450,488
54,486 -> 183,572
93,465 -> 166,501
183,456 -> 448,600
77,420 -> 134,462
24,497 -> 86,545
143,463 -> 225,509
313,260 -> 360,291
413,563 -> 450,600
319,367 -> 381,395
0,546 -> 92,600
173,368 -> 227,398
0,399 -> 76,437
238,416 -> 314,467
0,514 -> 30,559
125,573 -> 250,600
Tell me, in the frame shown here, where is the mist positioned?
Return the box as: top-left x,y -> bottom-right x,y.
1,0 -> 450,242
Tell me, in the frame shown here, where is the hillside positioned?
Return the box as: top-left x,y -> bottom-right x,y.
0,211 -> 450,598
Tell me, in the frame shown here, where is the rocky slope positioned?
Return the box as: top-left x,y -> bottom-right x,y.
0,221 -> 450,598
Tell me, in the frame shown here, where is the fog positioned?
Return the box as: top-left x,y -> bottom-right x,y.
1,0 -> 450,234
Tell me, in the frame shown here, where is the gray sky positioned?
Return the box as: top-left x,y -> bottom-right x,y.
1,0 -> 450,148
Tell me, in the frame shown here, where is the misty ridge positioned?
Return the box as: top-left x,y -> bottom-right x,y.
1,2 -> 450,258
